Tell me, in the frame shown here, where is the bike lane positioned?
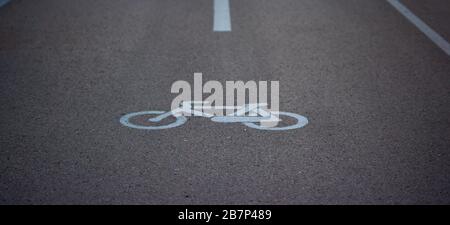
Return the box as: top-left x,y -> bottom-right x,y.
0,0 -> 449,204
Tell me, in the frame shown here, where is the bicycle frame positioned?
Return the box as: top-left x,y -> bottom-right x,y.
149,101 -> 280,123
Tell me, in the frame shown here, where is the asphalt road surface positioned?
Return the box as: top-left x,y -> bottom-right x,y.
0,0 -> 449,204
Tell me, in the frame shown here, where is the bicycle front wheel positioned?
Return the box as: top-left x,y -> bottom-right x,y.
243,111 -> 308,131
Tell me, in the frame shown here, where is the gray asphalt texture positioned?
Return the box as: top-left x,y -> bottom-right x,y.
0,0 -> 449,204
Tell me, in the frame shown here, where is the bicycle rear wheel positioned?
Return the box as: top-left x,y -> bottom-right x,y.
120,111 -> 187,130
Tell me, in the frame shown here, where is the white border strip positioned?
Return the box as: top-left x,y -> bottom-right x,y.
214,0 -> 231,32
387,0 -> 450,56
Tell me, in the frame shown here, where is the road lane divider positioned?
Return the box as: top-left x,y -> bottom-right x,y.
214,0 -> 231,32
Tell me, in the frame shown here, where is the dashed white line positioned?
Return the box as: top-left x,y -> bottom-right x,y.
214,0 -> 231,32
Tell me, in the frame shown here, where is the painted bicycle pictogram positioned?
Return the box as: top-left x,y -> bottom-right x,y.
120,101 -> 308,131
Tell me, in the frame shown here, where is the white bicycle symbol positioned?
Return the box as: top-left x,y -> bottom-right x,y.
120,101 -> 308,131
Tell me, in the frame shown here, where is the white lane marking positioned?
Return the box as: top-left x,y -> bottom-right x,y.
214,0 -> 231,32
387,0 -> 450,56
0,0 -> 10,8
